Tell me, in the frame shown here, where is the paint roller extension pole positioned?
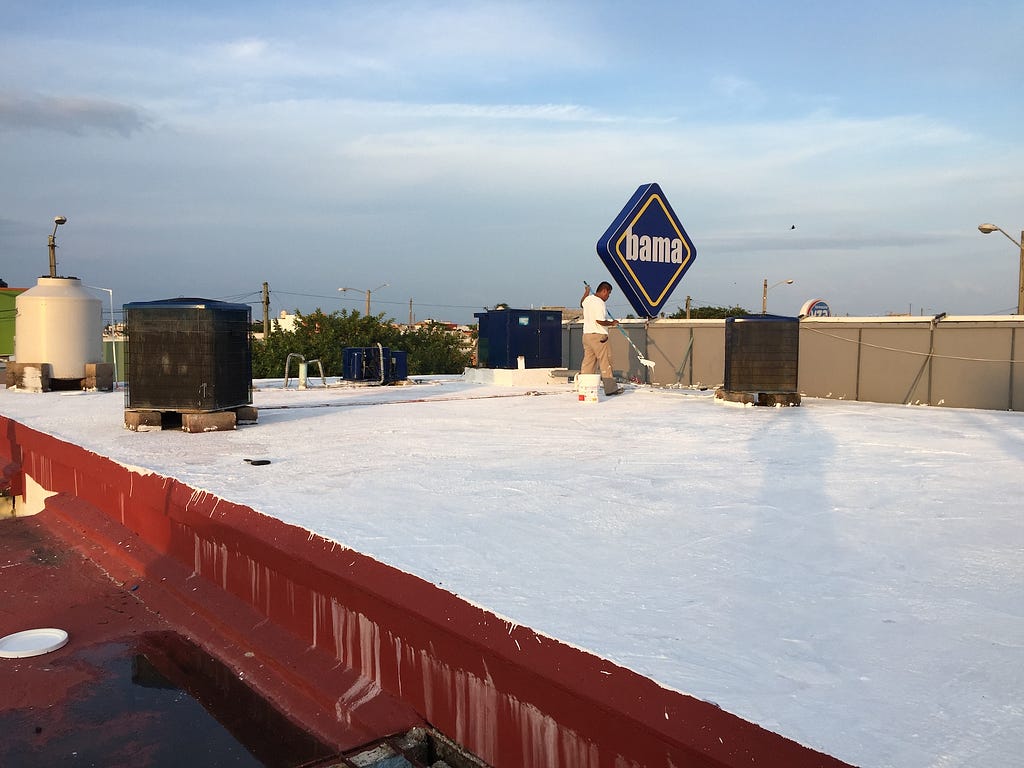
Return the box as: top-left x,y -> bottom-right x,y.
583,281 -> 655,368
607,311 -> 656,368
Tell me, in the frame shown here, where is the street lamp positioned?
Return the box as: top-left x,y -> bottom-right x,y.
48,215 -> 67,277
762,278 -> 794,314
338,283 -> 389,316
87,285 -> 118,389
977,223 -> 1024,315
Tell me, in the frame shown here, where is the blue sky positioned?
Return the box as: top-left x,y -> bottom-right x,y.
2,1 -> 1023,323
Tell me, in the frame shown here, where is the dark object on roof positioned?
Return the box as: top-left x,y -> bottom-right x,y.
124,298 -> 252,413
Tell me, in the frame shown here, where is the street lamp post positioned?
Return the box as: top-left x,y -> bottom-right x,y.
48,215 -> 67,277
977,223 -> 1024,315
762,278 -> 794,314
338,283 -> 389,316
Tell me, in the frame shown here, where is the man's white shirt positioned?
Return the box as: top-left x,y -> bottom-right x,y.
582,294 -> 609,335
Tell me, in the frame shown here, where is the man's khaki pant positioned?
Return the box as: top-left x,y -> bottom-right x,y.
581,333 -> 618,394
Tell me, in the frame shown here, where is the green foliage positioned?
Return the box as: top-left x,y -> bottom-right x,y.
401,322 -> 474,375
251,309 -> 473,379
667,304 -> 751,319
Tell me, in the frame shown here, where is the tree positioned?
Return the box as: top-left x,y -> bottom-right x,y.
668,304 -> 750,319
251,309 -> 472,378
402,321 -> 474,375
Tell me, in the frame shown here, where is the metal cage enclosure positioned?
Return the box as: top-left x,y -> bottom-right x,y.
124,298 -> 252,412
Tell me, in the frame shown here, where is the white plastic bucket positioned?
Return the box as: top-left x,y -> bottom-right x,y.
576,373 -> 602,403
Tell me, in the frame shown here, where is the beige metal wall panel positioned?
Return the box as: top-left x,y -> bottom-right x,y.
1014,328 -> 1024,411
563,316 -> 1024,411
646,323 -> 681,381
607,329 -> 631,380
931,326 -> 1013,409
692,325 -> 726,388
798,323 -> 860,400
858,326 -> 932,404
644,321 -> 725,388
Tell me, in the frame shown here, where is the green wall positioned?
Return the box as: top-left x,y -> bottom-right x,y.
0,289 -> 25,357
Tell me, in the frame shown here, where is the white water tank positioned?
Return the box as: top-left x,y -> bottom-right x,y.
15,277 -> 103,380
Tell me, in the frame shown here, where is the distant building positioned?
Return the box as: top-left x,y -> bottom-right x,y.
273,310 -> 298,333
541,305 -> 581,323
0,286 -> 27,358
252,310 -> 298,340
410,318 -> 461,331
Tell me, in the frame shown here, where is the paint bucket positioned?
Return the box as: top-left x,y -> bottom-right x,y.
576,373 -> 602,403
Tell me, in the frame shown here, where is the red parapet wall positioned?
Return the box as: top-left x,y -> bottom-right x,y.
0,414 -> 852,768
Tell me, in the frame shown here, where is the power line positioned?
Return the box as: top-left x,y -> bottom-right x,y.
802,324 -> 1024,364
212,291 -> 262,303
268,289 -> 489,312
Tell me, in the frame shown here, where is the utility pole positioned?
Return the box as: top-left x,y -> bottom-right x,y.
1019,229 -> 1024,315
262,282 -> 270,336
685,295 -> 691,320
409,298 -> 413,326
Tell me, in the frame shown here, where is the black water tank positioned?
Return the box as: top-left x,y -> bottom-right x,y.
723,315 -> 799,392
124,298 -> 252,412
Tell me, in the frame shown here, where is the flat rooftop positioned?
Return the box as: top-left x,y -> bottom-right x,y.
2,376 -> 1022,767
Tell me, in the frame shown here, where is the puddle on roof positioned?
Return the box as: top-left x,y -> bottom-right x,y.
0,628 -> 493,768
0,630 -> 336,768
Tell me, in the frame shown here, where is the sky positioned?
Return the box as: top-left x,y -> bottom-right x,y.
2,377 -> 1021,768
2,1 -> 1023,324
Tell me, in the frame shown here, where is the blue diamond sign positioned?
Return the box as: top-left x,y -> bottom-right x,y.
596,183 -> 697,318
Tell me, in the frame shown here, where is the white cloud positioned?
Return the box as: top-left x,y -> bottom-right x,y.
709,74 -> 766,109
344,1 -> 599,68
223,37 -> 270,60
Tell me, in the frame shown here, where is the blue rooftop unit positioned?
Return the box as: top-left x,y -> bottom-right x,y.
474,308 -> 562,369
342,346 -> 408,383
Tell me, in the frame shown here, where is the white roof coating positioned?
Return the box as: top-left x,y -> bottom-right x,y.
2,377 -> 1022,768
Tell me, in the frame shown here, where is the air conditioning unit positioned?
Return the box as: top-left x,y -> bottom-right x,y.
723,315 -> 800,393
124,298 -> 252,412
342,346 -> 408,383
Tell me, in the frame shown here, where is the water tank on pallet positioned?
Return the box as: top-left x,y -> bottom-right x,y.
719,314 -> 801,406
124,298 -> 252,412
15,277 -> 103,380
